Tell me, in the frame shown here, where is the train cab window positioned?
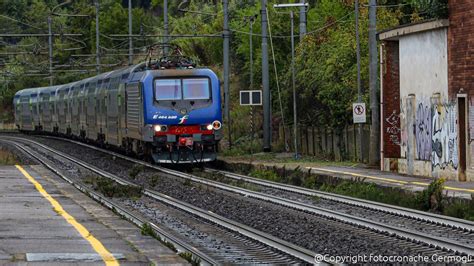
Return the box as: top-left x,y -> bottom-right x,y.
182,78 -> 210,100
155,79 -> 182,100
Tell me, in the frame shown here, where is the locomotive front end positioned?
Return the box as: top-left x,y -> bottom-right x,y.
143,69 -> 222,163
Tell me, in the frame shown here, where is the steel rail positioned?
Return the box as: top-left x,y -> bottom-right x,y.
14,136 -> 474,255
5,137 -> 319,265
1,139 -> 217,266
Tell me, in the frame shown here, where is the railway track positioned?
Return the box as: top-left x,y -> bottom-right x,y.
24,135 -> 473,257
2,136 -> 313,265
204,170 -> 474,251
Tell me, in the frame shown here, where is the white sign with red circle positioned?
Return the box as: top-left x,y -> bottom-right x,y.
353,102 -> 366,123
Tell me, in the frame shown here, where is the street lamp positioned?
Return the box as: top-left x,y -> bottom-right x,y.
273,2 -> 309,159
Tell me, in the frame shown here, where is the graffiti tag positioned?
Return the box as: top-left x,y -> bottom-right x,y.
385,110 -> 401,145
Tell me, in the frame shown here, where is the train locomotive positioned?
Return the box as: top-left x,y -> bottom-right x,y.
13,51 -> 223,163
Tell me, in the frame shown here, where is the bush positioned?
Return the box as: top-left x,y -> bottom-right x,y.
179,252 -> 201,266
416,178 -> 446,212
141,223 -> 158,238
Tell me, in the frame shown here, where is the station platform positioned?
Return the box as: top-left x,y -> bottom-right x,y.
0,164 -> 187,265
218,156 -> 474,199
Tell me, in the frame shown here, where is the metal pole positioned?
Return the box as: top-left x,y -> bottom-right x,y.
48,15 -> 53,86
291,11 -> 298,159
128,0 -> 133,65
355,0 -> 363,162
299,0 -> 306,41
164,0 -> 169,56
369,0 -> 380,165
250,17 -> 254,153
223,0 -> 231,149
95,0 -> 100,74
249,19 -> 254,90
262,0 -> 271,152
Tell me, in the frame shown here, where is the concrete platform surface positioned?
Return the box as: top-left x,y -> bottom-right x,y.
219,157 -> 474,199
0,165 -> 188,265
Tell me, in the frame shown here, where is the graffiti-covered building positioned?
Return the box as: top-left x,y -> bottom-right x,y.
380,1 -> 474,182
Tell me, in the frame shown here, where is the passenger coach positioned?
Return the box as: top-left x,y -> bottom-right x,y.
14,62 -> 223,163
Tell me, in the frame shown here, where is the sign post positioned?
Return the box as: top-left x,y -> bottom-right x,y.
353,102 -> 366,123
240,90 -> 263,106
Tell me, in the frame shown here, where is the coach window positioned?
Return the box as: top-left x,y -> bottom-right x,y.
155,79 -> 181,100
182,78 -> 210,100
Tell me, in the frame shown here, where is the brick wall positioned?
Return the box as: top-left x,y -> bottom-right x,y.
448,0 -> 474,180
448,0 -> 474,98
382,41 -> 401,158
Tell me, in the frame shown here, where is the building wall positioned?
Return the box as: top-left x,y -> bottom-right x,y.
382,27 -> 462,180
398,28 -> 455,179
448,0 -> 474,181
399,29 -> 449,101
381,2 -> 474,182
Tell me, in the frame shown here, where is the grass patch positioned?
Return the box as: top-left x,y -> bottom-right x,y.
141,223 -> 158,238
87,175 -> 142,198
214,160 -> 474,221
179,252 -> 201,266
129,164 -> 144,180
250,168 -> 281,182
183,178 -> 193,186
0,147 -> 19,165
141,223 -> 179,254
149,175 -> 160,187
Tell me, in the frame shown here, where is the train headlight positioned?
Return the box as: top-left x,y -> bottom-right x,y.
206,124 -> 213,131
212,121 -> 222,130
154,125 -> 168,132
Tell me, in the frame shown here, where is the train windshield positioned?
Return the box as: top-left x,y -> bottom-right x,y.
155,78 -> 210,101
155,79 -> 182,100
182,78 -> 210,100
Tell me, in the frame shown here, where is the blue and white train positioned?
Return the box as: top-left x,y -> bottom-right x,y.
14,60 -> 223,163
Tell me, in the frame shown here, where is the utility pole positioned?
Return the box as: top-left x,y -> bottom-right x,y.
299,0 -> 306,41
290,11 -> 298,158
249,19 -> 254,90
262,0 -> 271,152
245,15 -> 257,153
223,0 -> 231,148
48,15 -> 53,86
95,0 -> 100,74
355,0 -> 363,162
250,17 -> 254,146
369,0 -> 379,165
128,0 -> 133,65
163,0 -> 169,56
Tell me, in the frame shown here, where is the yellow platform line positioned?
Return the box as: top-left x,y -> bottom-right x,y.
307,167 -> 474,193
15,165 -> 119,266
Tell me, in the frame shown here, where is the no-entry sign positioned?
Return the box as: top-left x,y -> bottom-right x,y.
353,102 -> 366,123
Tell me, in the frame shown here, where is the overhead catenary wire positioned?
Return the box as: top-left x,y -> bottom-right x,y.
231,11 -> 353,38
0,14 -> 45,31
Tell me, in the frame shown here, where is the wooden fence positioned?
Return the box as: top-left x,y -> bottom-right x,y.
278,124 -> 371,162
